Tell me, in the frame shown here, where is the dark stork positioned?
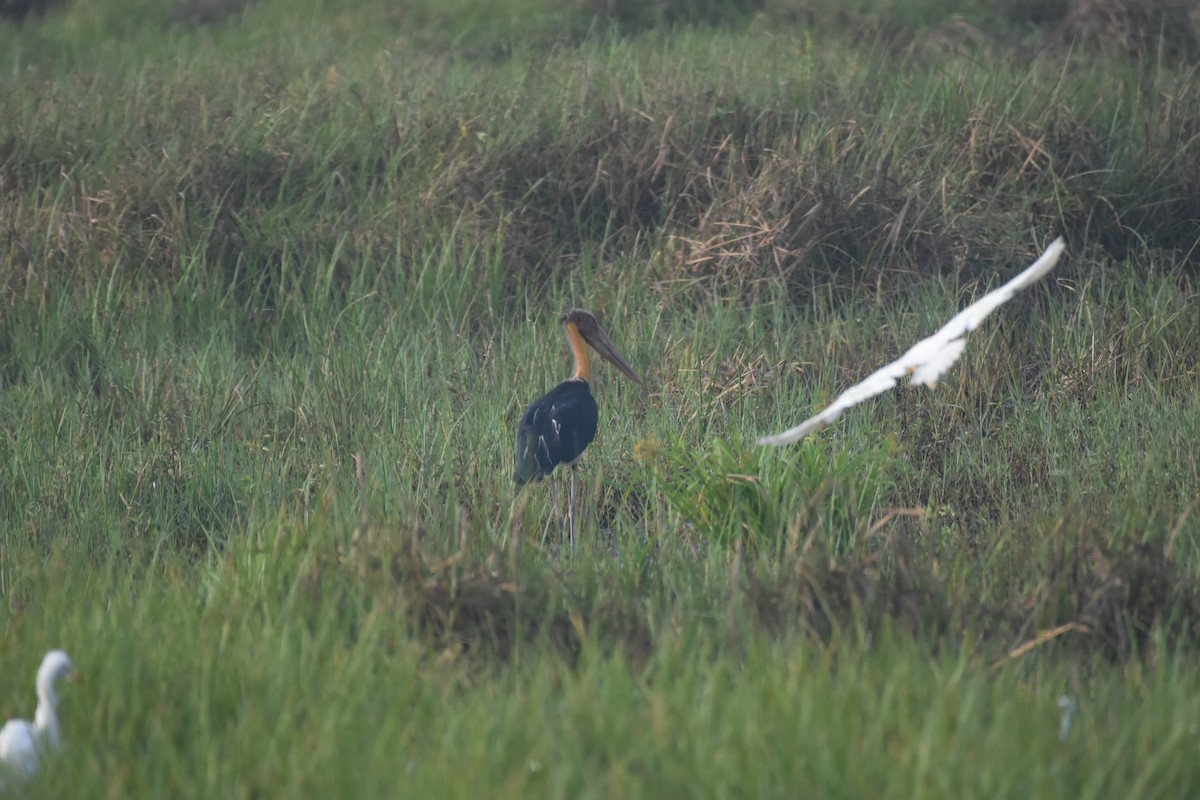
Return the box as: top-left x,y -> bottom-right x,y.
514,308 -> 646,548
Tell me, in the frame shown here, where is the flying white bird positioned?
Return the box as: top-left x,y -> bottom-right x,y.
0,650 -> 78,790
759,237 -> 1066,446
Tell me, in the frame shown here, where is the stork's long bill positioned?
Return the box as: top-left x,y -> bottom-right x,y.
563,309 -> 646,389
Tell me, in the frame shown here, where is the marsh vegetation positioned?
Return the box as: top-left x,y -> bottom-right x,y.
2,0 -> 1199,795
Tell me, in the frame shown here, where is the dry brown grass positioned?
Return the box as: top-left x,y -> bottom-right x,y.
5,4 -> 1199,308
1059,0 -> 1200,60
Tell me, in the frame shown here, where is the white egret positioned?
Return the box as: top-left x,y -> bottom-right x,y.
0,650 -> 78,790
759,237 -> 1066,446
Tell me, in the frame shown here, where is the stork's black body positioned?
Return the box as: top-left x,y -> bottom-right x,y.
514,378 -> 598,485
512,309 -> 646,548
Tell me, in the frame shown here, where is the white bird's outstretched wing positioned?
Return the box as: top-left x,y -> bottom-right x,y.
759,237 -> 1065,447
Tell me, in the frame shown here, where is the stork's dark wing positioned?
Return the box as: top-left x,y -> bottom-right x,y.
514,380 -> 599,484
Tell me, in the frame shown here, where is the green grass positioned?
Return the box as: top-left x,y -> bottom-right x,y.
2,0 -> 1200,796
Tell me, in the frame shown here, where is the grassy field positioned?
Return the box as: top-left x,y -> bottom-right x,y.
2,0 -> 1199,796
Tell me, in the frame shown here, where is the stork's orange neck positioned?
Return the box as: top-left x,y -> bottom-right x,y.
565,321 -> 591,382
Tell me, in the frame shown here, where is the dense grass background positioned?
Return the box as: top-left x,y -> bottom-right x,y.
2,0 -> 1199,796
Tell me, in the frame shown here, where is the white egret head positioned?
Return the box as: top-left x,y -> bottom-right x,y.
36,651 -> 77,698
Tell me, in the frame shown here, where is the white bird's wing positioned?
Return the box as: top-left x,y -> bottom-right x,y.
928,236 -> 1066,343
0,718 -> 40,785
758,237 -> 1065,446
756,359 -> 908,446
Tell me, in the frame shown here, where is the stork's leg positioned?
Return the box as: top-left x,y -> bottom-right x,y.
550,472 -> 564,545
568,465 -> 578,551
